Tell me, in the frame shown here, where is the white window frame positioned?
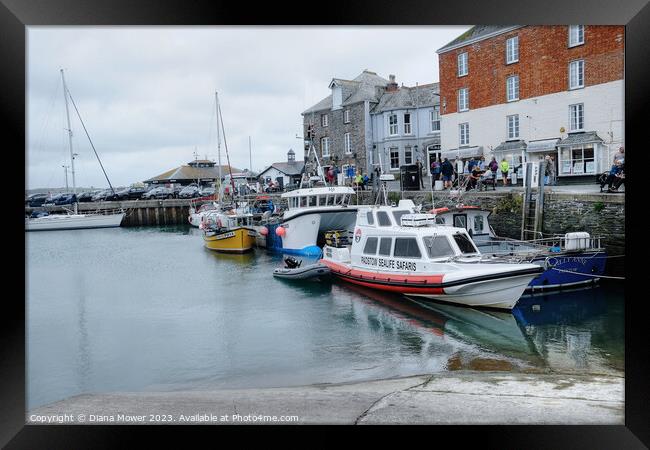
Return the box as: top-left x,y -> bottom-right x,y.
506,36 -> 519,64
458,88 -> 469,112
457,52 -> 468,77
344,109 -> 350,124
569,60 -> 585,90
321,113 -> 328,127
321,137 -> 330,157
389,147 -> 400,170
344,132 -> 352,154
389,114 -> 398,136
459,123 -> 469,146
569,25 -> 585,47
403,113 -> 412,135
430,107 -> 440,132
404,146 -> 413,165
569,103 -> 584,132
506,75 -> 519,102
507,114 -> 519,140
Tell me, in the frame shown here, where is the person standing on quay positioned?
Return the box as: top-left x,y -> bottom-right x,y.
500,158 -> 510,186
416,158 -> 425,189
441,158 -> 454,189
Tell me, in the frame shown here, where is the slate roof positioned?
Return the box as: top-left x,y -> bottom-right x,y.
558,131 -> 604,146
493,139 -> 527,152
302,70 -> 390,115
373,83 -> 439,113
144,164 -> 242,183
259,161 -> 305,177
437,25 -> 522,53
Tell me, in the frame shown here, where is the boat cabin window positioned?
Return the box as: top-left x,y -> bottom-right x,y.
453,233 -> 479,254
300,196 -> 307,207
474,216 -> 484,233
422,235 -> 455,259
435,217 -> 446,225
337,195 -> 348,205
378,237 -> 392,256
392,210 -> 410,224
393,237 -> 422,259
309,196 -> 317,207
326,195 -> 334,206
453,214 -> 467,229
366,211 -> 374,225
376,211 -> 392,227
363,237 -> 378,255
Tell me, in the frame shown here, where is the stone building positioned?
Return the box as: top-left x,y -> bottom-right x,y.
302,70 -> 440,181
370,82 -> 441,175
302,70 -> 389,179
437,25 -> 624,183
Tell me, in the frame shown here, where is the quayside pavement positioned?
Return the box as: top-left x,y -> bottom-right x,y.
27,371 -> 623,425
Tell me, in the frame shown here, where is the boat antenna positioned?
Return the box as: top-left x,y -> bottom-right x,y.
63,70 -> 116,195
217,101 -> 237,208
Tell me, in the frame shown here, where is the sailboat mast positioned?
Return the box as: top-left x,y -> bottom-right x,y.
61,69 -> 76,195
215,92 -> 222,196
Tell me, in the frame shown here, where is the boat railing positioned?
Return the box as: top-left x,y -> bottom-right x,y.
478,234 -> 603,253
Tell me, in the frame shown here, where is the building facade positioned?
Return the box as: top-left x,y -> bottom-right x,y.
437,25 -> 624,182
302,70 -> 389,178
302,70 -> 441,180
370,81 -> 441,174
258,149 -> 305,189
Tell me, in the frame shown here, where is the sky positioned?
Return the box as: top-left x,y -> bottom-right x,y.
26,26 -> 470,189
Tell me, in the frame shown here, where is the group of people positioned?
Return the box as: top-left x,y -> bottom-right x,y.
430,155 -> 511,191
600,146 -> 625,193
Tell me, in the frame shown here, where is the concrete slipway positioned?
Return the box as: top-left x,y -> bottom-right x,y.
27,371 -> 623,425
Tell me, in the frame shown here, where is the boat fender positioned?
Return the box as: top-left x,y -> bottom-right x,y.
276,226 -> 286,237
259,226 -> 269,236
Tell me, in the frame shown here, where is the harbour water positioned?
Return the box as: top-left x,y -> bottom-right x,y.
26,226 -> 624,410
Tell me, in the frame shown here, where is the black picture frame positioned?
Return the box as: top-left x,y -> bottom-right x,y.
3,0 -> 646,446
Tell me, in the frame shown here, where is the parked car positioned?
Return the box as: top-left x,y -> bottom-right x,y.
199,186 -> 216,197
43,193 -> 64,206
26,193 -> 49,207
91,189 -> 113,202
172,185 -> 184,198
124,186 -> 148,200
105,188 -> 128,201
78,190 -> 101,202
53,193 -> 77,205
141,186 -> 174,200
178,185 -> 202,199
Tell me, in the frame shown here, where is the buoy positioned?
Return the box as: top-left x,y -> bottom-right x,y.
275,226 -> 286,237
259,226 -> 268,236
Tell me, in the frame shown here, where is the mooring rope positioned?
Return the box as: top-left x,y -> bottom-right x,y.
549,267 -> 625,280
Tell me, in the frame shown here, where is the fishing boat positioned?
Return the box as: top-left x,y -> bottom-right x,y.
201,208 -> 256,253
25,69 -> 125,231
430,205 -> 607,290
320,200 -> 543,310
254,141 -> 358,256
200,92 -> 256,253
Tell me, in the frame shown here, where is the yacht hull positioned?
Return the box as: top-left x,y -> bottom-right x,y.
25,213 -> 124,231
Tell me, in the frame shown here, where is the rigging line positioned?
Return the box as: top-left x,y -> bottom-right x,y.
217,103 -> 237,208
64,86 -> 116,194
549,268 -> 625,280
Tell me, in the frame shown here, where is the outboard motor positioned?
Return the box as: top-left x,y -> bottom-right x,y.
284,256 -> 302,269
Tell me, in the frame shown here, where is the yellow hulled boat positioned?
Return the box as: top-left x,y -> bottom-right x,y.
202,211 -> 256,253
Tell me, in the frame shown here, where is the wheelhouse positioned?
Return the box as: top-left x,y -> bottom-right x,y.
282,187 -> 355,210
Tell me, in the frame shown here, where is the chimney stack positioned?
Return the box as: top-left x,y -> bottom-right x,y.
387,74 -> 398,92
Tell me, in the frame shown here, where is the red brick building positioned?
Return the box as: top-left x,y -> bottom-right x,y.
437,25 -> 624,182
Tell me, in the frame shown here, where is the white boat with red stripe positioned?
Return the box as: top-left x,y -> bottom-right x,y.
320,200 -> 543,310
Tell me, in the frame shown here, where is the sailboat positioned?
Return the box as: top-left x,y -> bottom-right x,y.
201,92 -> 256,253
26,70 -> 125,232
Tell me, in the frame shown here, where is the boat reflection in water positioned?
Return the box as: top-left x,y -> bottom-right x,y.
344,280 -> 623,374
